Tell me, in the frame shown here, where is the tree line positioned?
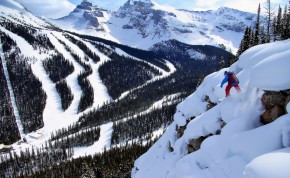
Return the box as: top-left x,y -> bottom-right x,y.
51,127 -> 101,149
42,52 -> 75,110
98,44 -> 162,99
0,143 -> 74,177
64,33 -> 101,63
236,1 -> 290,57
42,53 -> 74,83
55,80 -> 74,111
0,53 -> 20,144
66,31 -> 170,72
0,140 -> 155,178
111,104 -> 176,145
0,19 -> 54,51
56,37 -> 94,113
1,32 -> 46,134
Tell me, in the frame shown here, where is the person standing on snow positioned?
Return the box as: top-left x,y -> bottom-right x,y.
220,71 -> 241,97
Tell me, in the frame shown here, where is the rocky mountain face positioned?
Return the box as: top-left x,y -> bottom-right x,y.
115,0 -> 170,38
51,0 -> 257,51
55,0 -> 108,31
115,0 -> 255,37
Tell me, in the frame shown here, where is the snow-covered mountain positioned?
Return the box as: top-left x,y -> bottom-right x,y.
54,0 -> 109,32
0,0 -> 53,29
132,39 -> 290,178
51,0 -> 257,52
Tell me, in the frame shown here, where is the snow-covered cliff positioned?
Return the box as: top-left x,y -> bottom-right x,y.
132,39 -> 290,178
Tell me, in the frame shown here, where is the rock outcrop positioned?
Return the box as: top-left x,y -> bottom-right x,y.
260,89 -> 290,124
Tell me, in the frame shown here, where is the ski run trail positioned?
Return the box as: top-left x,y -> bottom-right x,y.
1,30 -> 177,157
0,31 -> 24,138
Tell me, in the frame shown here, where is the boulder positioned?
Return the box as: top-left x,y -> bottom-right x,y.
176,119 -> 191,138
260,90 -> 289,124
187,136 -> 208,153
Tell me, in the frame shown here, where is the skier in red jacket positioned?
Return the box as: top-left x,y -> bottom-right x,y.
220,71 -> 241,97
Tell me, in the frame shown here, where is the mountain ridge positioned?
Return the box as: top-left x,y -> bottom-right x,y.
50,0 -> 257,52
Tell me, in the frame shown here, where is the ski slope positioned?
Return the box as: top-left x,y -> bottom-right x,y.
1,27 -> 176,157
114,48 -> 176,100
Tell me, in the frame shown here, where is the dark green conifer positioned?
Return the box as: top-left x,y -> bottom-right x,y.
254,3 -> 261,45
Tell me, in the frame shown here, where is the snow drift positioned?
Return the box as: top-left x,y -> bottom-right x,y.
132,39 -> 290,178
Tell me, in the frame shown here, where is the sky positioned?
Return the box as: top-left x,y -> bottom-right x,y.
16,0 -> 287,19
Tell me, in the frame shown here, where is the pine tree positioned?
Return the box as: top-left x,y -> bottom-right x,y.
227,49 -> 236,67
219,56 -> 225,70
276,6 -> 283,40
272,16 -> 278,40
264,0 -> 275,42
288,2 -> 290,38
237,27 -> 252,57
254,3 -> 261,45
195,74 -> 204,89
281,5 -> 287,39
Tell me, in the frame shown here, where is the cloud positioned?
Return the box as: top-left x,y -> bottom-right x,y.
192,0 -> 285,13
156,0 -> 286,13
194,0 -> 222,10
15,0 -> 287,19
16,0 -> 76,19
224,0 -> 268,13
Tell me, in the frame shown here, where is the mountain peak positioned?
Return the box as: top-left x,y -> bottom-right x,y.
54,0 -> 105,29
121,0 -> 154,9
215,6 -> 253,15
129,0 -> 154,3
76,0 -> 94,10
216,6 -> 235,11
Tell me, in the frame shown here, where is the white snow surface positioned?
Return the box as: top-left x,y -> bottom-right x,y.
0,0 -> 52,28
132,39 -> 290,178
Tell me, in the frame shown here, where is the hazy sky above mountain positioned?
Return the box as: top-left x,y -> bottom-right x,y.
16,0 -> 287,19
